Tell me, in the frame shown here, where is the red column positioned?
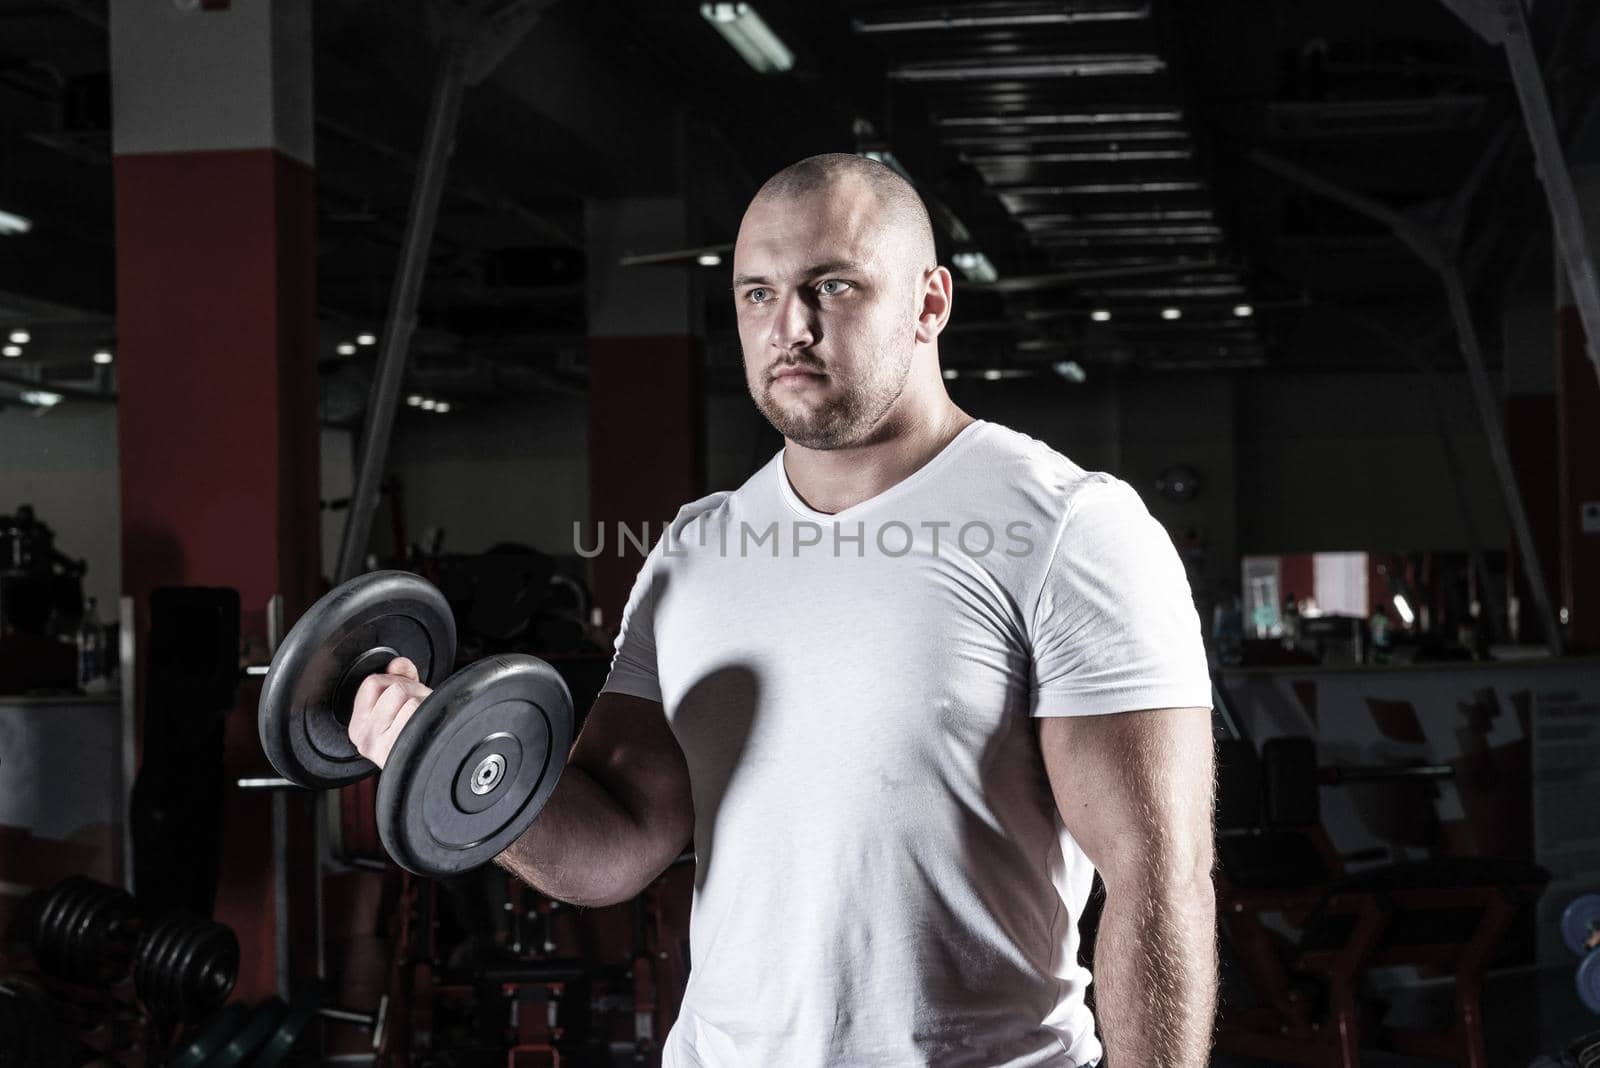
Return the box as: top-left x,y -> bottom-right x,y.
112,0 -> 318,1000
585,198 -> 702,624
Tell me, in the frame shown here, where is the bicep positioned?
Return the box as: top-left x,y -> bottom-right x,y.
1037,707 -> 1215,890
570,691 -> 693,846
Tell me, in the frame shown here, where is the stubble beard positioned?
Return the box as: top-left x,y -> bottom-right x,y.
750,341 -> 914,451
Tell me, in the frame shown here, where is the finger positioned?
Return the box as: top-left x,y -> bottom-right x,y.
367,694 -> 423,767
386,656 -> 421,683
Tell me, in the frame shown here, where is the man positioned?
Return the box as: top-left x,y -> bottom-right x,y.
351,153 -> 1217,1067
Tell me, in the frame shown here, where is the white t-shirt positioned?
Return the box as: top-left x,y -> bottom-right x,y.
600,419 -> 1211,1068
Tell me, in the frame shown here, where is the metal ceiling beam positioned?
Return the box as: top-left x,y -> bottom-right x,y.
1253,148 -> 1564,654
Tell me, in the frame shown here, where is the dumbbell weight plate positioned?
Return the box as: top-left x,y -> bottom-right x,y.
248,991 -> 321,1068
1579,949 -> 1600,1015
260,571 -> 456,789
170,1003 -> 249,1068
212,998 -> 288,1068
377,654 -> 573,877
1562,893 -> 1600,957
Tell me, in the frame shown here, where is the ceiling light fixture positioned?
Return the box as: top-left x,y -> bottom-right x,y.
8,330 -> 29,344
357,333 -> 377,346
0,209 -> 32,236
406,395 -> 423,406
951,250 -> 1000,283
421,399 -> 437,411
1161,307 -> 1182,320
337,342 -> 357,356
2,345 -> 20,358
1234,303 -> 1254,317
1091,309 -> 1112,322
436,402 -> 452,414
93,350 -> 113,365
1053,360 -> 1088,383
21,390 -> 61,407
697,253 -> 723,266
700,3 -> 794,74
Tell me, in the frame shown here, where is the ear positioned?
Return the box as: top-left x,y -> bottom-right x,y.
915,266 -> 954,343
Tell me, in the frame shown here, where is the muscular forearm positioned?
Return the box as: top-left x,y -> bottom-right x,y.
494,763 -> 683,908
1092,874 -> 1217,1067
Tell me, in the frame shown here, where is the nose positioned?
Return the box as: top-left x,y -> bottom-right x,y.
768,289 -> 816,354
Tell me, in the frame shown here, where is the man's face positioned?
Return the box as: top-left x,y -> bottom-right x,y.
732,179 -> 924,450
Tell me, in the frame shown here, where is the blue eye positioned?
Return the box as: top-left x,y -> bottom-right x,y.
818,280 -> 851,296
747,288 -> 771,304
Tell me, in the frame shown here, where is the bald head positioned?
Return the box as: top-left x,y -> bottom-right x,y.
751,153 -> 937,273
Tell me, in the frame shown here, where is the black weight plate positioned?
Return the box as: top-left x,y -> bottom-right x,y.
1564,893 -> 1600,957
248,992 -> 321,1068
212,998 -> 287,1068
169,1003 -> 248,1068
259,571 -> 456,789
377,655 -> 573,877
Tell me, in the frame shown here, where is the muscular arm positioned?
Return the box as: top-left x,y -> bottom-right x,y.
1038,707 -> 1217,1068
496,691 -> 694,908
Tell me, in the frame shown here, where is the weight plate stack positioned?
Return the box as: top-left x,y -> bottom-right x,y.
30,875 -> 139,987
133,913 -> 239,1026
249,990 -> 323,1068
259,571 -> 456,789
168,1003 -> 248,1068
211,998 -> 288,1068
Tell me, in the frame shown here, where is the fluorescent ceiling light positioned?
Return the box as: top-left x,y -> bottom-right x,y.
1053,360 -> 1088,383
1,345 -> 20,358
21,390 -> 61,407
951,250 -> 1000,283
1090,309 -> 1112,322
8,330 -> 29,344
436,402 -> 452,414
978,368 -> 1032,380
421,399 -> 437,411
859,149 -> 915,184
854,3 -> 1149,33
1161,307 -> 1182,320
406,394 -> 423,406
697,253 -> 723,266
357,333 -> 377,346
0,209 -> 32,236
336,342 -> 357,356
93,350 -> 113,365
1234,303 -> 1254,317
700,3 -> 794,74
942,368 -> 959,380
891,54 -> 1164,81
938,109 -> 1182,128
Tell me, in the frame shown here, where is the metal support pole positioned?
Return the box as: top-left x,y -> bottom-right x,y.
334,42 -> 470,584
1254,150 -> 1566,653
335,1 -> 555,584
1492,0 -> 1600,386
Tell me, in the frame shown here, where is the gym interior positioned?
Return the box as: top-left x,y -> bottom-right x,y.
2,2 -> 1600,1066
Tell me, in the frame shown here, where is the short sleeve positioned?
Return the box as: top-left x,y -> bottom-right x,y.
1029,477 -> 1212,717
599,541 -> 663,704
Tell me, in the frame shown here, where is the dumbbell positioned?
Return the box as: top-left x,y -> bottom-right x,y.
257,570 -> 574,877
1562,892 -> 1600,1015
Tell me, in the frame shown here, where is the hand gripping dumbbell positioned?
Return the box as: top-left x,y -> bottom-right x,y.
257,571 -> 574,877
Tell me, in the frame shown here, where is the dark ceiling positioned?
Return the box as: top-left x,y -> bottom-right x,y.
1,0 -> 1597,414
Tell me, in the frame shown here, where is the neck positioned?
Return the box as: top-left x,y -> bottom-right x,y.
782,360 -> 973,515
